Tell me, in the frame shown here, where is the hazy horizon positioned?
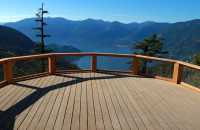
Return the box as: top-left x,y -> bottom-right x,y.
2,16 -> 200,25
0,0 -> 200,23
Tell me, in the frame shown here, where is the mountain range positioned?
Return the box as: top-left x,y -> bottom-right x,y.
4,17 -> 200,60
0,25 -> 35,56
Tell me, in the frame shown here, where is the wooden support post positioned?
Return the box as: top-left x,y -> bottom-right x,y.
133,57 -> 140,75
173,62 -> 183,84
91,55 -> 97,72
3,61 -> 13,83
48,56 -> 56,75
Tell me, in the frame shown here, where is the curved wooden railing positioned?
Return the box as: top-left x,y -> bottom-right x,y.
0,53 -> 199,88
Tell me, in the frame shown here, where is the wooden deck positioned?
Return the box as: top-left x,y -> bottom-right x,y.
0,72 -> 200,130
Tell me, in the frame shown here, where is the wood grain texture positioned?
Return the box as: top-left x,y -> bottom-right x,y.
0,72 -> 200,130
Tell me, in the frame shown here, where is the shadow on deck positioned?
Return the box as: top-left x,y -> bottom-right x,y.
0,72 -> 137,130
0,72 -> 200,130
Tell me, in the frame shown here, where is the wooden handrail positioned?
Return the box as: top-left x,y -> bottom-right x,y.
0,53 -> 199,87
0,53 -> 177,63
177,61 -> 200,71
134,55 -> 177,63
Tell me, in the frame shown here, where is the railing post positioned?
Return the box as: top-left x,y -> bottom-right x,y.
133,57 -> 140,75
3,60 -> 13,83
91,55 -> 97,72
173,62 -> 183,84
48,56 -> 56,75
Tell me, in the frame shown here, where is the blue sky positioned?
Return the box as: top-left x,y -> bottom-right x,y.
0,0 -> 200,23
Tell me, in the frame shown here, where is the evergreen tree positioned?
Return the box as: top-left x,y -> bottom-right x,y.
33,3 -> 50,71
34,3 -> 50,53
0,48 -> 16,58
134,34 -> 168,73
192,53 -> 200,65
31,42 -> 53,54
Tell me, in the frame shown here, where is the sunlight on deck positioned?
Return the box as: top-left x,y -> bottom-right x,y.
0,72 -> 200,130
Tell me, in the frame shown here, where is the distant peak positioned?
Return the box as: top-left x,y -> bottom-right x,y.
83,18 -> 105,23
112,21 -> 122,24
141,21 -> 157,25
4,17 -> 200,25
84,18 -> 95,21
184,19 -> 200,23
46,17 -> 66,20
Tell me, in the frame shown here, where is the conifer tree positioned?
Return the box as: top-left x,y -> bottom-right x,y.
134,34 -> 167,73
33,3 -> 50,71
192,53 -> 200,65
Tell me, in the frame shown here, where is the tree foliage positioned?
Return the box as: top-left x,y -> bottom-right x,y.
183,52 -> 200,87
134,34 -> 167,56
31,42 -> 53,54
134,34 -> 168,73
192,53 -> 200,65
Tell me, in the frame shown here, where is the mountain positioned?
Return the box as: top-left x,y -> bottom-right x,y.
0,25 -> 35,56
0,25 -> 80,57
4,17 -> 200,60
4,18 -> 167,48
47,44 -> 81,53
47,44 -> 81,62
161,20 -> 200,59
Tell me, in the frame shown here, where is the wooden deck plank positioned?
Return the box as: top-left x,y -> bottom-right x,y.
109,77 -> 138,130
138,78 -> 195,130
86,73 -> 97,130
62,74 -> 77,130
13,77 -> 46,129
122,77 -> 165,130
0,79 -> 42,129
95,74 -> 114,130
104,77 -> 130,130
1,72 -> 200,129
17,76 -> 55,130
99,75 -> 122,130
45,78 -> 66,130
0,85 -> 16,103
141,78 -> 194,130
133,78 -> 186,130
114,77 -> 155,130
126,78 -> 173,129
113,78 -> 147,130
14,76 -> 58,129
0,87 -> 21,111
35,76 -> 63,130
1,81 -> 37,129
92,73 -> 105,130
79,73 -> 88,130
71,73 -> 82,130
0,85 -> 23,110
27,76 -> 60,130
53,76 -> 72,130
17,77 -> 50,130
0,84 -> 13,94
26,87 -> 53,130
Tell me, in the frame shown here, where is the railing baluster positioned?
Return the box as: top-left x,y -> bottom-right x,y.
3,61 -> 13,83
48,56 -> 56,74
91,55 -> 97,72
133,57 -> 140,75
0,53 -> 198,87
173,62 -> 183,84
